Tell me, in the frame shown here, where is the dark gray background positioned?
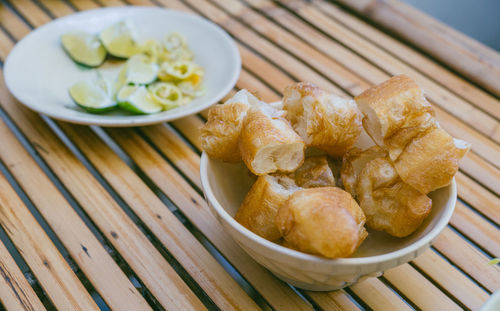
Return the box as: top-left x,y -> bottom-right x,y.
402,0 -> 500,51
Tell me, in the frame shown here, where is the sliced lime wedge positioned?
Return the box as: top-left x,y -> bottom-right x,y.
61,31 -> 107,67
118,54 -> 159,86
116,85 -> 163,114
69,79 -> 117,113
99,21 -> 139,58
148,82 -> 182,109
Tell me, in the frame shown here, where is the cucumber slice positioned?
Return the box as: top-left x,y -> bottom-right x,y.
116,85 -> 163,114
99,21 -> 139,58
69,79 -> 117,113
61,31 -> 107,67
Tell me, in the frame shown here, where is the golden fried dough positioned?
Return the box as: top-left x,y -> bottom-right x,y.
239,104 -> 305,175
283,82 -> 362,156
235,174 -> 299,241
276,187 -> 367,258
395,128 -> 470,194
200,90 -> 260,162
341,146 -> 387,198
356,158 -> 432,237
292,156 -> 336,188
355,75 -> 438,160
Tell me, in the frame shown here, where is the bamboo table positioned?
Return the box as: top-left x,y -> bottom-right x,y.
0,0 -> 499,310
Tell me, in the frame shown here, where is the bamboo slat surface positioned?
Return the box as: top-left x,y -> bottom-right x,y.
0,0 -> 498,310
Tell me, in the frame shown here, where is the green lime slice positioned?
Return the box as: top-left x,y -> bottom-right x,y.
148,82 -> 182,109
118,54 -> 159,86
61,31 -> 107,67
116,85 -> 163,114
99,21 -> 139,58
69,79 -> 117,113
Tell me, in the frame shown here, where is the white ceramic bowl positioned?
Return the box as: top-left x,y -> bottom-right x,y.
3,7 -> 240,127
200,145 -> 457,291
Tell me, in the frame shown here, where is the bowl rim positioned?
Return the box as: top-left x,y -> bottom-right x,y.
3,6 -> 241,127
200,152 -> 457,266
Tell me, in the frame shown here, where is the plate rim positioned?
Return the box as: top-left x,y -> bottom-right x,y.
3,6 -> 241,127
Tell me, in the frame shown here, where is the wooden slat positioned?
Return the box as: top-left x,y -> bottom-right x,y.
58,123 -> 261,311
0,239 -> 46,311
412,249 -> 489,311
0,29 -> 14,61
0,5 -> 31,39
308,0 -> 500,120
0,173 -> 99,310
305,291 -> 361,311
37,0 -> 74,16
0,120 -> 152,311
106,127 -> 314,310
349,278 -> 412,311
451,202 -> 500,257
434,228 -> 500,292
6,0 -> 51,26
140,124 -> 202,189
243,0 -> 500,172
456,172 -> 500,225
0,72 -> 206,311
383,264 -> 461,310
332,0 -> 500,97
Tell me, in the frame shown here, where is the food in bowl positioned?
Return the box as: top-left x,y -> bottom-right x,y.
63,21 -> 205,114
200,75 -> 469,259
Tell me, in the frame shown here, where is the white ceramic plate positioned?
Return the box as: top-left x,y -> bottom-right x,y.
3,7 -> 240,126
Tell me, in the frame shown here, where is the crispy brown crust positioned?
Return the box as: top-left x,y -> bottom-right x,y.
356,157 -> 432,237
355,75 -> 438,159
395,128 -> 470,194
341,146 -> 387,198
239,106 -> 305,175
200,90 -> 260,162
275,187 -> 367,258
283,82 -> 362,156
200,101 -> 250,162
292,156 -> 336,188
235,175 -> 298,241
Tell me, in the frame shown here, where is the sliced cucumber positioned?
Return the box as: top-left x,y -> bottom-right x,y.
99,21 -> 139,58
61,31 -> 107,67
116,85 -> 163,114
69,79 -> 117,113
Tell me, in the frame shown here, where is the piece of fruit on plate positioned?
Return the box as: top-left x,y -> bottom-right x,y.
69,77 -> 117,113
61,31 -> 107,67
99,21 -> 139,58
116,85 -> 163,114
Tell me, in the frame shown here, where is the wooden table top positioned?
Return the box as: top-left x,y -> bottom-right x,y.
0,0 -> 498,310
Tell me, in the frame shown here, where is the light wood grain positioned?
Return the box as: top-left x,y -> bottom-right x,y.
412,249 -> 489,311
0,172 -> 99,310
384,264 -> 462,310
0,239 -> 45,311
107,127 -> 314,310
0,119 -> 152,310
0,73 -> 206,311
267,0 -> 500,144
349,278 -> 413,311
434,228 -> 500,292
59,123 -> 261,311
309,0 -> 500,120
332,0 -> 500,97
